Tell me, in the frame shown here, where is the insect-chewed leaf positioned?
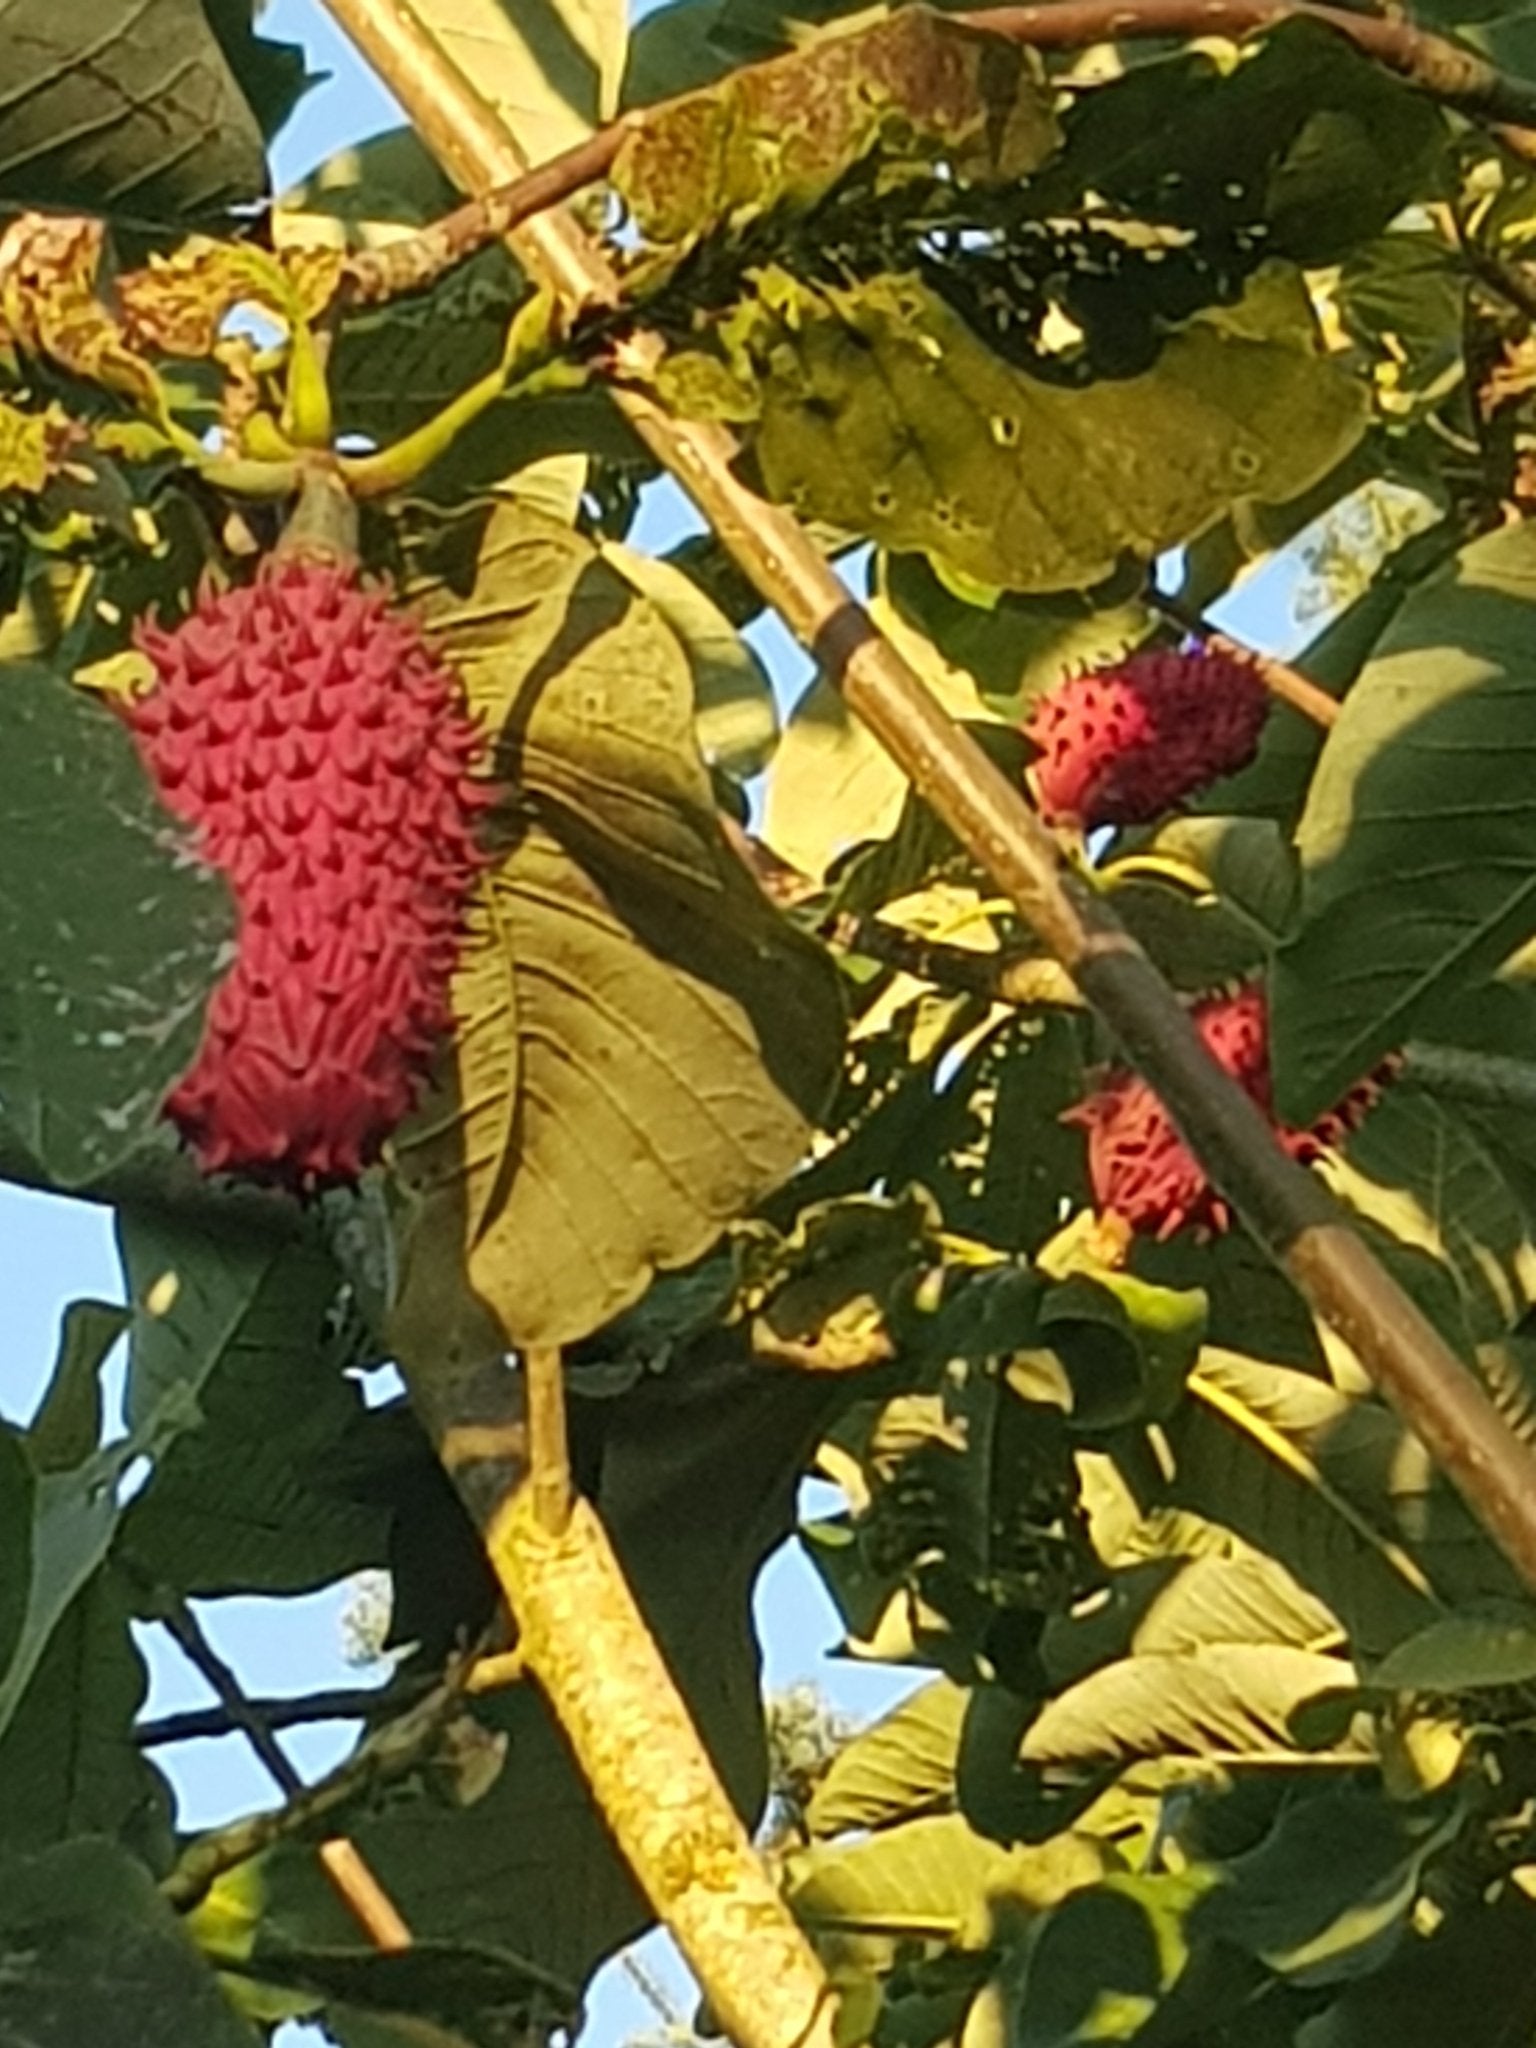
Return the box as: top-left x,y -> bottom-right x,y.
613,7 -> 1058,243
1272,521 -> 1536,1123
666,266 -> 1364,595
388,503 -> 844,1353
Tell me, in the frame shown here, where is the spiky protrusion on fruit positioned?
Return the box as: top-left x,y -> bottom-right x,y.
1025,645 -> 1270,829
1066,985 -> 1389,1240
124,556 -> 493,1186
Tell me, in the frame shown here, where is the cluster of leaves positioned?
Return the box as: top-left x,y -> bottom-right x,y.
16,3 -> 1536,2047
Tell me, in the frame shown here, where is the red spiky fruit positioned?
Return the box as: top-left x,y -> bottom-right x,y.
1066,985 -> 1389,1240
123,556 -> 494,1187
1025,645 -> 1269,829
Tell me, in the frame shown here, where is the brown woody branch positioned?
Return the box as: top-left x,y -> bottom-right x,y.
322,0 -> 1536,1629
332,0 -> 1536,311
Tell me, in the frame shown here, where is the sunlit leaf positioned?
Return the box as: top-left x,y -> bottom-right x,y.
669,266 -> 1364,595
389,501 -> 843,1351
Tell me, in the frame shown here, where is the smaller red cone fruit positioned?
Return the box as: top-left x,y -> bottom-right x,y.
1066,985 -> 1390,1240
1026,645 -> 1269,829
124,557 -> 494,1187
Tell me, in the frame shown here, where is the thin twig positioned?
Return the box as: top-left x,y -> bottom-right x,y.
137,1677 -> 435,1749
161,1648 -> 475,1913
149,1590 -> 303,1798
342,126 -> 629,305
524,1346 -> 573,1535
318,1839 -> 414,1950
1151,592 -> 1342,729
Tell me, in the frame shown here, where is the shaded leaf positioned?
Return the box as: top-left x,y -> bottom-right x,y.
233,1937 -> 578,2048
0,1836 -> 258,2048
1206,1788 -> 1462,1986
876,552 -> 1153,719
116,1215 -> 387,1599
1164,1350 -> 1459,1660
1298,1886 -> 1536,2048
0,1429 -> 34,1688
600,539 -> 778,777
1034,20 -> 1447,267
1273,521 -> 1536,1121
1368,1601 -> 1536,1692
389,502 -> 843,1350
26,1300 -> 126,1474
202,0 -> 317,146
0,1567 -> 169,1863
0,0 -> 271,220
0,663 -> 234,1191
1012,1868 -> 1222,2048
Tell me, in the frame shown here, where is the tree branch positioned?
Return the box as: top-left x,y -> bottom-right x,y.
160,1649 -> 476,1913
317,0 -> 1536,319
322,0 -> 1536,1608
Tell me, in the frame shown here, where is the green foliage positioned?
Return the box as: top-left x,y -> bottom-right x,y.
386,497 -> 843,1350
0,1837 -> 260,2048
15,7 -> 1536,2046
660,266 -> 1365,594
0,0 -> 280,220
1274,520 -> 1536,1122
0,663 -> 235,1188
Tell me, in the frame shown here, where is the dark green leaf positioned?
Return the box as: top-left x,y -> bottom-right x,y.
1299,1887 -> 1536,2048
1368,1601 -> 1536,1691
1034,20 -> 1447,266
26,1301 -> 127,1474
1205,1789 -> 1461,1986
0,1428 -> 34,1690
0,1836 -> 258,2048
201,0 -> 316,145
116,1212 -> 386,1597
1273,521 -> 1536,1122
0,1568 -> 170,1863
231,1937 -> 578,2048
0,0 -> 271,220
0,664 -> 234,1190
